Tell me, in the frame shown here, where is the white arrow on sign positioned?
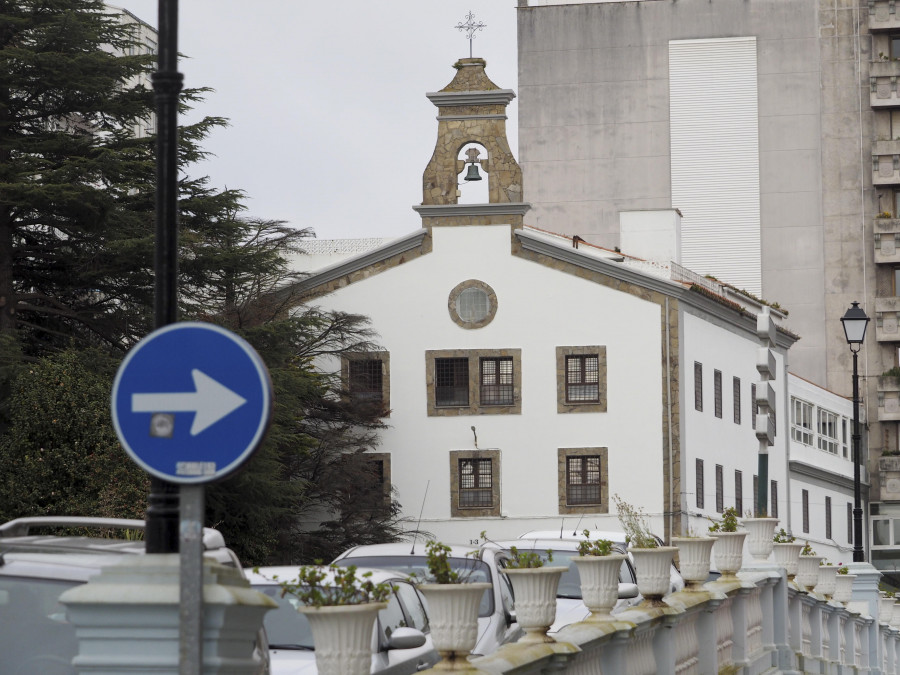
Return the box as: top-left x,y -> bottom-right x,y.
131,369 -> 248,436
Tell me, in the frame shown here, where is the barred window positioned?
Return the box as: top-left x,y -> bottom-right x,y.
771,480 -> 778,518
751,383 -> 757,428
480,357 -> 513,406
735,470 -> 743,515
694,362 -> 703,411
566,455 -> 602,505
733,377 -> 741,424
847,503 -> 853,544
825,496 -> 832,539
715,464 -> 724,513
435,357 -> 469,407
714,370 -> 723,419
565,354 -> 600,403
349,359 -> 383,402
753,474 -> 758,516
459,458 -> 493,508
696,459 -> 704,509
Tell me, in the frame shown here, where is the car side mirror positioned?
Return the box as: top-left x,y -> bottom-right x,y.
507,608 -> 517,625
617,582 -> 639,599
388,627 -> 427,650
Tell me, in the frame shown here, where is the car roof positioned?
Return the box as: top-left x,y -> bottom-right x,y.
335,541 -> 478,561
246,565 -> 413,587
518,530 -> 630,544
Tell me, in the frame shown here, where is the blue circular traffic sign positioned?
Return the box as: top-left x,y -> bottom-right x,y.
111,322 -> 273,484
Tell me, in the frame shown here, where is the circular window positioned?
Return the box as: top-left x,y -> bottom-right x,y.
449,280 -> 497,329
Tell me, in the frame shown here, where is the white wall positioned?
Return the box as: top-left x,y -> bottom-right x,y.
680,310 -> 790,539
311,224 -> 665,544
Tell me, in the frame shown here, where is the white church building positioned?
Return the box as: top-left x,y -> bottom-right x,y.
293,57 -> 856,556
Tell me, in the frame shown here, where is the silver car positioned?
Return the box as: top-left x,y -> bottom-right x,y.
247,565 -> 439,674
0,516 -> 269,675
332,542 -> 523,656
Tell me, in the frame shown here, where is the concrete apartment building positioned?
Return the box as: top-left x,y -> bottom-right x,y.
516,0 -> 900,573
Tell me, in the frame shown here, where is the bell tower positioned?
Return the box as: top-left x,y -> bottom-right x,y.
413,58 -> 530,228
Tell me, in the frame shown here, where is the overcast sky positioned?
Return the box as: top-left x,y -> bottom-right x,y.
112,1 -> 519,241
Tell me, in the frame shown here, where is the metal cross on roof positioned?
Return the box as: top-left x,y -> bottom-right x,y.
455,11 -> 486,59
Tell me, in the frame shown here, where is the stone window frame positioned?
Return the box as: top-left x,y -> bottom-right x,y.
426,348 -> 521,416
556,346 -> 607,414
450,449 -> 501,517
366,452 -> 392,506
341,351 -> 390,418
448,279 -> 498,329
557,447 -> 609,515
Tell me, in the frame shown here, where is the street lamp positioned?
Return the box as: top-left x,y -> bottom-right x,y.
841,301 -> 870,563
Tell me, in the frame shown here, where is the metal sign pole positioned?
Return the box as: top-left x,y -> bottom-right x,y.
180,484 -> 205,675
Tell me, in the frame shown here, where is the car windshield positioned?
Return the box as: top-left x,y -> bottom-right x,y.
0,576 -> 80,674
336,555 -> 495,617
252,584 -> 316,650
509,549 -> 632,600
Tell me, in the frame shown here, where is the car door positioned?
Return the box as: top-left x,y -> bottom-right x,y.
375,581 -> 437,674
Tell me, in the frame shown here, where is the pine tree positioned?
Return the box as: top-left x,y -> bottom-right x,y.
0,1 -> 408,564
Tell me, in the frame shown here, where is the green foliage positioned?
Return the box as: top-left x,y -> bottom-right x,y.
506,546 -> 551,569
269,563 -> 394,607
837,565 -> 848,574
708,507 -> 739,533
0,0 -> 413,568
773,528 -> 796,543
577,530 -> 614,556
424,540 -> 460,584
613,494 -> 658,548
0,348 -> 149,521
883,367 -> 900,378
801,541 -> 817,556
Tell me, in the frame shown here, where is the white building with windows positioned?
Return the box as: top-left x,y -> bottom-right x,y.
292,58 -> 814,547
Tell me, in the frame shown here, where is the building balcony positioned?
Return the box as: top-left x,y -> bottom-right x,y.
878,375 -> 900,420
869,0 -> 900,32
876,218 -> 900,264
871,61 -> 900,108
876,298 -> 900,342
873,141 -> 900,185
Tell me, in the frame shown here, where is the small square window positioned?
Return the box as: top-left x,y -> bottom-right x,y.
480,357 -> 514,406
450,450 -> 500,517
435,357 -> 469,407
556,346 -> 606,413
342,352 -> 390,417
557,448 -> 608,514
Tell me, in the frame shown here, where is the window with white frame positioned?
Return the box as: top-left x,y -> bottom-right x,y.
818,408 -> 839,454
791,398 -> 814,445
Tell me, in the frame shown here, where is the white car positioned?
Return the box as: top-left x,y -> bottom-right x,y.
0,516 -> 269,675
332,542 -> 523,656
480,534 -> 643,635
247,565 -> 439,674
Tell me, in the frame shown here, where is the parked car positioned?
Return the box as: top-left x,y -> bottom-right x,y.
246,565 -> 439,674
0,516 -> 269,675
480,534 -> 642,635
332,541 -> 523,656
518,529 -> 685,594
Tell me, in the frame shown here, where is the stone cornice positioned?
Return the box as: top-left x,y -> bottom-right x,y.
789,459 -> 863,492
426,89 -> 517,108
413,203 -> 531,218
514,229 -> 799,349
292,229 -> 429,295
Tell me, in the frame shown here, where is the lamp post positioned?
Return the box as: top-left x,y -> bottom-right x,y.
841,301 -> 870,563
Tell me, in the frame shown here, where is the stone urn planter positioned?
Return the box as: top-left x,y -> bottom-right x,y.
741,518 -> 779,561
572,554 -> 627,621
711,531 -> 748,579
500,566 -> 567,643
796,555 -> 824,592
832,574 -> 856,604
629,546 -> 678,605
418,583 -> 491,665
297,602 -> 387,675
672,536 -> 716,589
815,565 -> 838,598
773,542 -> 804,580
